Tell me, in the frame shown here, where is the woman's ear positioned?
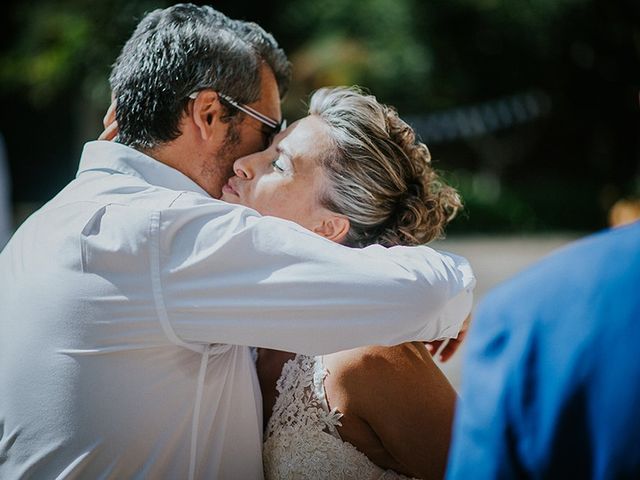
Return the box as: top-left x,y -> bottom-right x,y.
191,90 -> 221,141
312,214 -> 350,243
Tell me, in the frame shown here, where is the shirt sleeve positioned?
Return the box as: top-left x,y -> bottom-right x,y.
446,293 -> 528,480
155,200 -> 475,355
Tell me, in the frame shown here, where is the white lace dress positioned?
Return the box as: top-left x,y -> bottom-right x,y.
262,354 -> 417,480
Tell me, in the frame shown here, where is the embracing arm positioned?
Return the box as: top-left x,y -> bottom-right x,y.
159,200 -> 475,354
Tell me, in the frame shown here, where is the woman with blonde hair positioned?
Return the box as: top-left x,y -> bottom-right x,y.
221,86 -> 465,480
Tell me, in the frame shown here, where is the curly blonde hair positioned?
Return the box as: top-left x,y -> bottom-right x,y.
309,86 -> 462,247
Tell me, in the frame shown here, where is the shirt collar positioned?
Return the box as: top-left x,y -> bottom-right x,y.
77,141 -> 210,197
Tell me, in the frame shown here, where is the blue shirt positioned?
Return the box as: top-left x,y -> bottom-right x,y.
448,222 -> 640,479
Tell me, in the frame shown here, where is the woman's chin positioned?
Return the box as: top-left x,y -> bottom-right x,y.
220,191 -> 239,204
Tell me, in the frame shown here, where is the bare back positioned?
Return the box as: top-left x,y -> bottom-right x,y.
258,343 -> 456,479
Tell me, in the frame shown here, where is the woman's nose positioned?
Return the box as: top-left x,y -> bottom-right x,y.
233,153 -> 255,179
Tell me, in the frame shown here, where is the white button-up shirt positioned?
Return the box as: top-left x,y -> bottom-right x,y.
0,141 -> 475,479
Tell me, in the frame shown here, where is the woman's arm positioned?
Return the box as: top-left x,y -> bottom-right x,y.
324,343 -> 457,480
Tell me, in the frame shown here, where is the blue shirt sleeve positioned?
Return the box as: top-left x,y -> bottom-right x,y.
447,223 -> 640,479
446,292 -> 530,480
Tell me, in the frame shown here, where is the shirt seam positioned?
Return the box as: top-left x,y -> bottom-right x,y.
148,209 -> 203,353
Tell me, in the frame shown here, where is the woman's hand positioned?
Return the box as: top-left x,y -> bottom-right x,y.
98,100 -> 118,141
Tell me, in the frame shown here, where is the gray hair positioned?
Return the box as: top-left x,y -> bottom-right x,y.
109,3 -> 291,149
309,86 -> 462,248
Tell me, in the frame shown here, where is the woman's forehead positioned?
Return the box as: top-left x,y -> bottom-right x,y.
278,116 -> 329,153
276,116 -> 331,173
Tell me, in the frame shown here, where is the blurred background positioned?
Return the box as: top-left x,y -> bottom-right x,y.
1,0 -> 639,236
1,0 -> 639,387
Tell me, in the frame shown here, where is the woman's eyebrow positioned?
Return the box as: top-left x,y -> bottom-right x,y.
276,144 -> 297,171
276,144 -> 292,159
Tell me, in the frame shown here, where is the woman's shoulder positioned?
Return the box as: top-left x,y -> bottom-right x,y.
326,342 -> 431,373
321,343 -> 456,480
323,343 -> 432,404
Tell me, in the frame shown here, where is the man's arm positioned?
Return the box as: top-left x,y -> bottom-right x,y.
159,199 -> 475,355
446,297 -> 527,479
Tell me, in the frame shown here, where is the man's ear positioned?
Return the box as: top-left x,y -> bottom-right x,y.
191,90 -> 221,141
312,214 -> 350,243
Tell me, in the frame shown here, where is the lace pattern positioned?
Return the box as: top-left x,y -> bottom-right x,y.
263,354 -> 415,480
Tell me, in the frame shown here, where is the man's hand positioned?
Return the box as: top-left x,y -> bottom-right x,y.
426,314 -> 471,362
98,100 -> 118,141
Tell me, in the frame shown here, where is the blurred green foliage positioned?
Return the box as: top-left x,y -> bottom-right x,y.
0,0 -> 638,232
1,0 -> 170,105
274,0 -> 431,115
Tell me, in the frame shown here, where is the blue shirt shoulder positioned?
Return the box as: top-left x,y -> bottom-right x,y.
448,222 -> 640,480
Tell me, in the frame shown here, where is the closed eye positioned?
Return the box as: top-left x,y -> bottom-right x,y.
270,143 -> 294,174
271,157 -> 287,173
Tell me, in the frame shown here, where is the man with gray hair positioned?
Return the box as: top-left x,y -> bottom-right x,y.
0,4 -> 474,479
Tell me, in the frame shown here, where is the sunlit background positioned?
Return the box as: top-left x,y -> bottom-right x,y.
1,0 -> 639,233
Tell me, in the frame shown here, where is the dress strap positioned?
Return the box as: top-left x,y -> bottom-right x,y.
313,356 -> 342,440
